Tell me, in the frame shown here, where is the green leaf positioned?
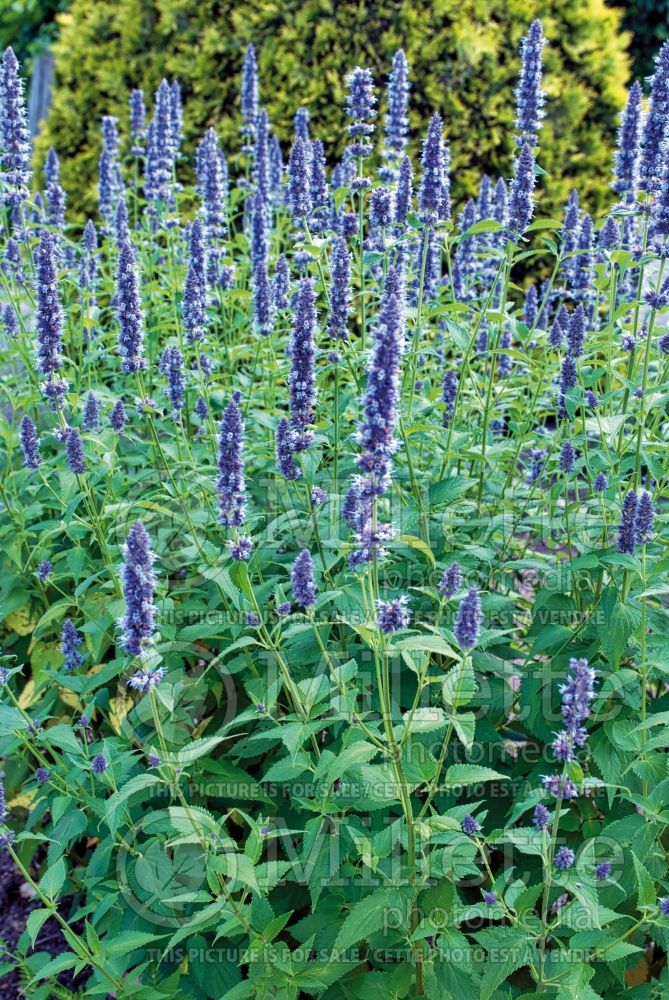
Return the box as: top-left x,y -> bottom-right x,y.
208,853 -> 260,894
103,774 -> 163,833
334,886 -> 413,951
28,952 -> 80,985
442,659 -> 477,707
26,908 -> 51,947
632,853 -> 656,909
104,930 -> 163,956
442,764 -> 510,787
396,534 -> 436,566
174,735 -> 229,765
39,857 -> 66,900
429,476 -> 474,508
394,635 -> 457,658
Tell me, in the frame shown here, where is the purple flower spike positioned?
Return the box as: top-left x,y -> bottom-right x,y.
294,106 -> 310,142
269,134 -> 284,199
114,194 -> 129,248
144,81 -> 174,207
309,139 -> 329,225
617,489 -> 638,555
111,399 -> 127,433
482,891 -> 497,906
559,440 -> 576,474
160,345 -> 185,419
640,42 -> 669,194
599,215 -> 620,250
514,19 -> 545,145
218,392 -> 247,528
551,657 -> 596,762
272,254 -> 290,311
115,240 -> 145,374
288,137 -> 312,221
327,237 -> 352,341
183,217 -> 208,344
253,262 -> 273,337
533,803 -> 551,830
356,266 -> 405,492
230,535 -> 253,562
37,559 -> 52,581
659,897 -> 669,917
35,230 -> 67,405
83,391 -> 101,433
99,115 -> 122,227
542,774 -> 578,799
92,753 -> 108,776
566,303 -> 586,358
66,428 -> 86,475
197,129 -> 228,287
395,154 -> 413,225
454,588 -> 483,651
376,596 -> 411,633
554,846 -> 575,870
292,549 -> 316,609
311,486 -> 327,506
241,43 -> 259,142
438,563 -> 462,599
120,519 -> 157,656
44,148 -> 66,230
19,415 -> 41,470
2,303 -> 17,339
613,81 -> 642,202
635,491 -> 655,544
441,370 -> 458,427
129,89 -> 146,155
276,418 -> 301,481
593,472 -> 608,493
595,862 -> 612,880
461,814 -> 480,836
251,188 -> 269,271
381,49 -> 410,182
419,113 -> 449,224
345,67 -> 376,177
0,48 -> 32,210
289,279 -> 317,449
508,142 -> 536,236
61,618 -> 84,671
128,667 -> 166,692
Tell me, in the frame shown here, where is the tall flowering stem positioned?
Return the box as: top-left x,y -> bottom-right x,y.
115,239 -> 146,374
514,19 -> 545,146
0,48 -> 32,215
120,519 -> 157,657
380,49 -> 410,183
345,67 -> 376,347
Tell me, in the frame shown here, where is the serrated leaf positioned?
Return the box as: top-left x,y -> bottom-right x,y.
334,886 -> 413,951
442,764 -> 510,787
39,857 -> 66,899
26,908 -> 51,947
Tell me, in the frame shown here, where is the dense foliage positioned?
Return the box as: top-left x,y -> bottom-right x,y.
0,0 -> 68,76
36,0 -> 631,222
613,0 -> 669,79
1,18 -> 669,1000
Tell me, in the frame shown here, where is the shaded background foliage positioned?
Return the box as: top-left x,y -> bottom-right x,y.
613,0 -> 669,79
0,0 -> 68,75
28,0 -> 632,221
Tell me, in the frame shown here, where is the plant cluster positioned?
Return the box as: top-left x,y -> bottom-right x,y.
0,20 -> 669,999
35,0 -> 631,221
